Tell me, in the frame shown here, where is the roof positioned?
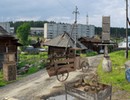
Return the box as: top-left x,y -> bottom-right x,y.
0,26 -> 10,36
44,32 -> 87,49
0,26 -> 22,46
79,37 -> 101,43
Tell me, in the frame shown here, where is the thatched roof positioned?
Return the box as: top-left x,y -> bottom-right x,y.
44,32 -> 87,49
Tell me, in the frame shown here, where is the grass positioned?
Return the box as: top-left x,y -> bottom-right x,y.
97,50 -> 130,92
80,51 -> 98,57
0,71 -> 8,87
18,52 -> 48,69
0,52 -> 48,87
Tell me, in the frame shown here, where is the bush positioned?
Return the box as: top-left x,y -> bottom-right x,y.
86,51 -> 98,57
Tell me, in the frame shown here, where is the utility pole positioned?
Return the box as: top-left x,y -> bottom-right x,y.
126,0 -> 128,59
86,14 -> 89,25
86,14 -> 89,37
72,6 -> 79,40
73,6 -> 79,24
72,6 -> 79,55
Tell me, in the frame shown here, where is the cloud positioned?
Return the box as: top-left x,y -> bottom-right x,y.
14,16 -> 42,21
47,16 -> 73,23
0,0 -> 127,27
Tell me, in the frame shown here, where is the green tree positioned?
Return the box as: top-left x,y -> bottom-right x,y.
16,23 -> 30,46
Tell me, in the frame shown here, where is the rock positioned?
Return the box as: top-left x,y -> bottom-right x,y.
102,56 -> 112,72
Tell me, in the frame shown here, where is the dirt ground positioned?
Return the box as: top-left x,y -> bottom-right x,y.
0,55 -> 130,100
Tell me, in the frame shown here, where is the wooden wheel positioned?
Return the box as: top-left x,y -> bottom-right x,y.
81,61 -> 89,72
56,68 -> 69,82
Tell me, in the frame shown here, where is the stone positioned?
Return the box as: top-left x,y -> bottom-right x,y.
102,56 -> 112,72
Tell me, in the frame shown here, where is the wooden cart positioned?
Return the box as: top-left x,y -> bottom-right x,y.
44,32 -> 88,82
46,55 -> 89,82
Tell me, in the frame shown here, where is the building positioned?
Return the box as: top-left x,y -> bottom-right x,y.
44,22 -> 95,39
0,22 -> 10,33
10,27 -> 44,36
118,37 -> 130,48
30,27 -> 44,36
10,27 -> 14,34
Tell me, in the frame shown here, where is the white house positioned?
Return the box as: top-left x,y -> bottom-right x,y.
118,37 -> 130,48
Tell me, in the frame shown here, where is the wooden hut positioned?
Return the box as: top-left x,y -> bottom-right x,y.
78,37 -> 102,53
44,32 -> 87,58
0,26 -> 21,81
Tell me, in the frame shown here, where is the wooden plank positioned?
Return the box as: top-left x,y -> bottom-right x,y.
55,58 -> 74,64
57,64 -> 74,68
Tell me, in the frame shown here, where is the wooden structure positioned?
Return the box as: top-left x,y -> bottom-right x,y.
78,37 -> 102,53
65,80 -> 112,100
0,26 -> 21,81
3,52 -> 16,81
44,32 -> 88,82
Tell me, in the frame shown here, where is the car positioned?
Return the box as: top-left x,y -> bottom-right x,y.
99,49 -> 104,54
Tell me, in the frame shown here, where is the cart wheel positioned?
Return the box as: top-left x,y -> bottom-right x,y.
81,61 -> 89,72
56,68 -> 69,82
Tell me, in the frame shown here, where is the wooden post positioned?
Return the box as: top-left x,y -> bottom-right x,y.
126,0 -> 128,59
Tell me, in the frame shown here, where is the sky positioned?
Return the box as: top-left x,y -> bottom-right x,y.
0,0 -> 128,27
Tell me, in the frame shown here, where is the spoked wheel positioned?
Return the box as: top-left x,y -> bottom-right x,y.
56,68 -> 69,82
81,61 -> 89,72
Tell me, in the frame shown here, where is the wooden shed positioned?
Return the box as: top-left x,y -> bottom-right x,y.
0,26 -> 21,81
78,37 -> 102,53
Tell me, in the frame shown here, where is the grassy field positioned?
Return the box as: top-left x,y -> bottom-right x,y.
97,50 -> 130,92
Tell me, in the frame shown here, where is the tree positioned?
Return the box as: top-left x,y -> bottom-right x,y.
16,23 -> 30,46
